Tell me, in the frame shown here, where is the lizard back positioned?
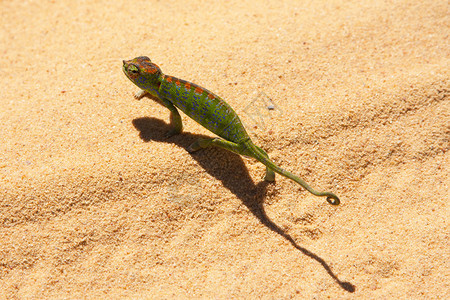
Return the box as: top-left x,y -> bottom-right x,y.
159,75 -> 249,143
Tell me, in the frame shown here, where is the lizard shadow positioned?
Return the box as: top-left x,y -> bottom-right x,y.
132,116 -> 355,293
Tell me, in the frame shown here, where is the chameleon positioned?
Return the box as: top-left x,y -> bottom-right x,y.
123,56 -> 340,205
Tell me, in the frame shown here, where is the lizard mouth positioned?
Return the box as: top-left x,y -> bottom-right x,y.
122,60 -> 130,70
122,61 -> 134,79
122,60 -> 132,72
122,65 -> 129,78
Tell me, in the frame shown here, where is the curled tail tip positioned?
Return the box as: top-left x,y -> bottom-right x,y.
326,195 -> 340,206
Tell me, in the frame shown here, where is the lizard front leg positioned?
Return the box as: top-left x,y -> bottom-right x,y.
160,97 -> 183,137
133,89 -> 183,137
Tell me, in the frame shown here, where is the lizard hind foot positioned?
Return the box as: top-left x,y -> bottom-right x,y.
187,138 -> 213,153
264,169 -> 276,182
187,143 -> 201,153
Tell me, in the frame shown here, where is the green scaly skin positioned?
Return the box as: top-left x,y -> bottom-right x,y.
123,56 -> 340,205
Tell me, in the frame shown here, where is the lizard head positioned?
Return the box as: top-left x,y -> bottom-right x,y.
123,56 -> 163,91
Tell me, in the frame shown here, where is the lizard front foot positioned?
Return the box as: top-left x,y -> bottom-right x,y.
165,128 -> 182,139
134,89 -> 148,100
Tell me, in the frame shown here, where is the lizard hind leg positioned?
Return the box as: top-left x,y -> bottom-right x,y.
253,145 -> 276,182
187,138 -> 275,182
187,137 -> 243,154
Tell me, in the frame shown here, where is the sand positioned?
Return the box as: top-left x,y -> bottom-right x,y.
1,0 -> 448,298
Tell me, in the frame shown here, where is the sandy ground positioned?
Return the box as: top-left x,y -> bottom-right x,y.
1,0 -> 449,298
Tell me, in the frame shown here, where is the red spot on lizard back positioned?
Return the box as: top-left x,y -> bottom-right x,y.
184,82 -> 191,90
175,80 -> 181,87
208,93 -> 215,99
165,76 -> 173,83
195,87 -> 203,94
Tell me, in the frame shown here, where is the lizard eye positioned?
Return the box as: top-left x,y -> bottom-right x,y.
128,65 -> 140,75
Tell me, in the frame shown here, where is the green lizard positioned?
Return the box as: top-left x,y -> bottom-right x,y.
123,56 -> 340,205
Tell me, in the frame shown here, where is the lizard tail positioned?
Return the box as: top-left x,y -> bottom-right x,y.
246,141 -> 340,205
